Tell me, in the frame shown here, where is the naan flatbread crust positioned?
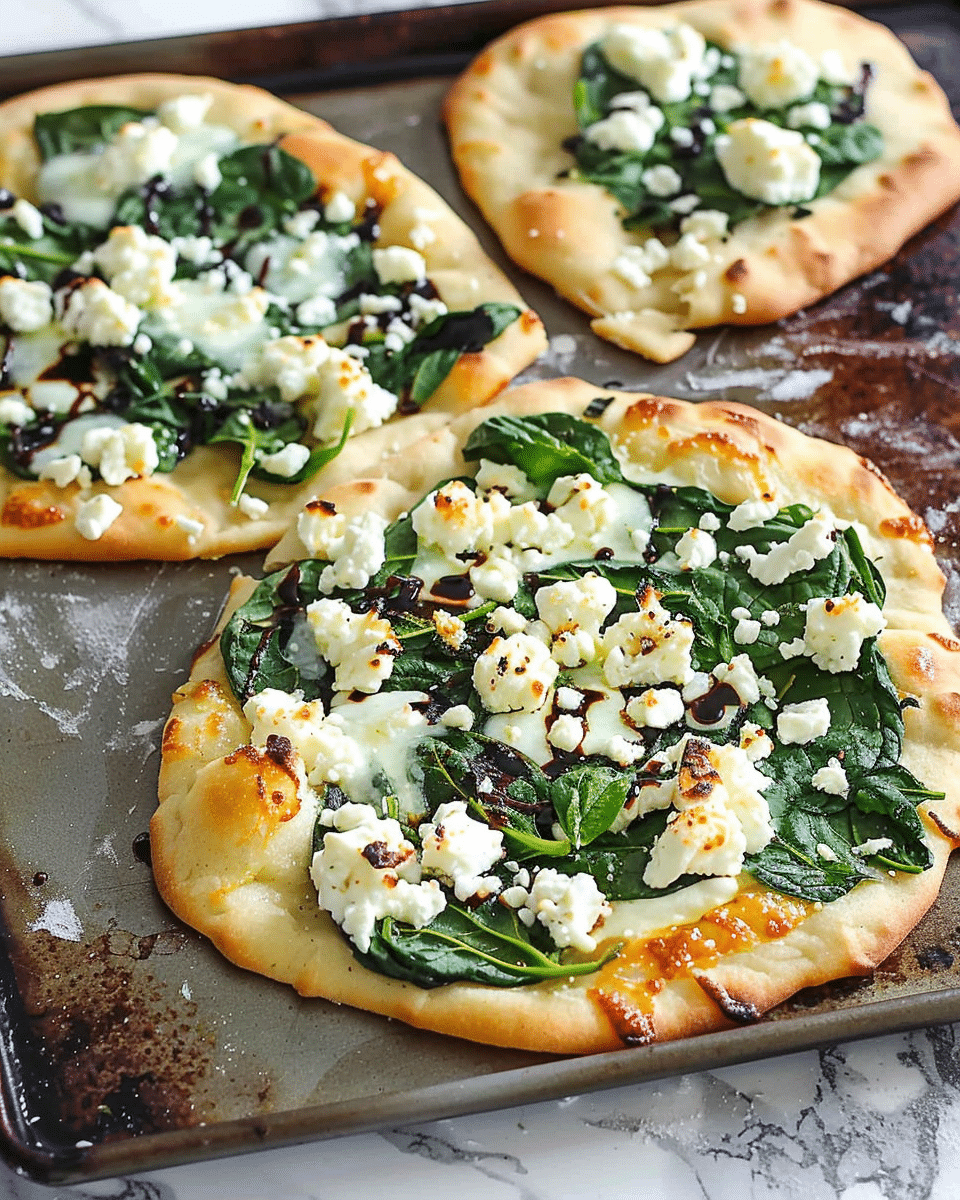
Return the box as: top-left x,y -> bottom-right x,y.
444,0 -> 960,361
152,378 -> 960,1054
0,74 -> 546,559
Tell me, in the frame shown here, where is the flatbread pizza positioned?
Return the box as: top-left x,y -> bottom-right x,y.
151,377 -> 960,1054
0,74 -> 545,559
444,0 -> 960,362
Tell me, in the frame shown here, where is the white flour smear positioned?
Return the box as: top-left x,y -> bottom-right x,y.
0,563 -> 172,738
28,897 -> 83,942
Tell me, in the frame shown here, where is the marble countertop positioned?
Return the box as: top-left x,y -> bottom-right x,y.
1,2 -> 960,1198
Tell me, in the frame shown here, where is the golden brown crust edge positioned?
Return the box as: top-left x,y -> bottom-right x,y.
151,378 -> 960,1054
443,1 -> 960,359
0,75 -> 546,560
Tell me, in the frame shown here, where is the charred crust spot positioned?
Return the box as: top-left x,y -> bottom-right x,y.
725,258 -> 748,283
879,514 -> 933,545
693,973 -> 761,1024
356,481 -> 376,495
1,492 -> 65,528
930,633 -> 960,652
264,733 -> 297,773
622,396 -> 673,429
305,498 -> 337,514
520,309 -> 541,332
591,988 -> 657,1046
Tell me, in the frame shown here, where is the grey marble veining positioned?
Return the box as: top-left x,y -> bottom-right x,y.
1,2 -> 960,1197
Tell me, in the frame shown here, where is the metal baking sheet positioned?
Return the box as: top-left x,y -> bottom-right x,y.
1,0 -> 960,1185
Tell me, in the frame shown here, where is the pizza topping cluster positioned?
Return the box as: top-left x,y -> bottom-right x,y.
0,97 -> 521,542
568,21 -> 883,271
220,411 -> 939,989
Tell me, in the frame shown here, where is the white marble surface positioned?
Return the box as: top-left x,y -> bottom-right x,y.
1,2 -> 960,1198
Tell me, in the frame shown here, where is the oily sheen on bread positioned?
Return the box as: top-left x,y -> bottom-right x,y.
444,0 -> 960,361
0,74 -> 545,560
151,378 -> 960,1055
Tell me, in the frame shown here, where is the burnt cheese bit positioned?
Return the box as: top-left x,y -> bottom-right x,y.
361,840 -> 410,870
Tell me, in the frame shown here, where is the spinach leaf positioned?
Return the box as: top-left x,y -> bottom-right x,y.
33,105 -> 152,160
463,411 -> 626,487
365,303 -> 520,406
356,902 -> 614,988
570,41 -> 883,233
0,216 -> 90,284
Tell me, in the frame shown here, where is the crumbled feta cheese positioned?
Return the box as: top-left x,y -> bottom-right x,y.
712,653 -> 765,705
38,453 -> 84,488
787,101 -> 832,130
518,868 -> 610,952
816,842 -> 839,863
372,245 -> 426,285
820,49 -> 854,87
679,209 -> 729,241
306,597 -> 399,693
474,459 -> 537,502
407,292 -> 447,328
535,573 -> 617,667
58,279 -> 141,347
803,592 -> 886,672
237,492 -> 269,519
737,39 -> 820,108
11,198 -> 44,240
675,527 -> 718,569
625,687 -> 685,729
739,722 -> 773,761
257,442 -> 311,478
602,586 -> 695,688
612,237 -> 670,288
585,105 -> 664,154
157,93 -> 213,133
473,632 -> 559,714
733,616 -> 761,645
249,336 -> 398,442
95,121 -> 179,193
193,152 -> 222,191
0,395 -> 34,426
487,605 -> 528,636
776,697 -> 831,744
296,294 -> 337,327
698,511 -> 722,532
413,479 -> 493,556
642,164 -> 682,197
547,714 -> 585,752
670,194 -> 700,214
80,421 -> 159,486
736,512 -> 836,585
0,276 -> 53,333
311,802 -> 446,953
324,191 -> 356,224
602,22 -> 706,104
470,553 -> 523,604
75,493 -> 123,540
852,837 -> 894,858
174,514 -> 204,544
420,801 -> 504,902
731,292 -> 747,314
715,118 -> 821,206
812,757 -> 849,795
710,83 -> 746,112
433,609 -> 467,651
439,705 -> 474,730
670,232 -> 712,272
556,686 -> 584,712
728,495 -> 778,532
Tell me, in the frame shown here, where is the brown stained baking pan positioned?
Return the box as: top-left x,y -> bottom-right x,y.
1,0 -> 960,1185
